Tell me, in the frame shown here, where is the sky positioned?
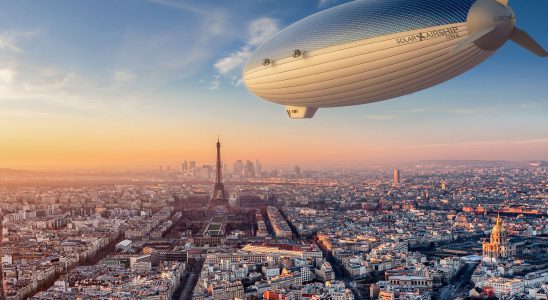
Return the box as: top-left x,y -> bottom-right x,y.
0,0 -> 547,170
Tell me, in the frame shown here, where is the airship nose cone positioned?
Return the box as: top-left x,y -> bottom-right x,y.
467,0 -> 516,51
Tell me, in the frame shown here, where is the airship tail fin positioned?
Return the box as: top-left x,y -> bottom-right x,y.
452,26 -> 497,54
510,27 -> 548,57
285,106 -> 318,119
496,0 -> 509,6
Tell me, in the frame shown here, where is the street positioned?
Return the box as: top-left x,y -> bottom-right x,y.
435,263 -> 478,300
178,258 -> 204,300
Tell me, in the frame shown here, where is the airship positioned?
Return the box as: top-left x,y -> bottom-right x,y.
243,0 -> 546,119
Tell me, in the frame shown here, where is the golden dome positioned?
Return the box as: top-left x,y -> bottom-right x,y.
491,214 -> 506,235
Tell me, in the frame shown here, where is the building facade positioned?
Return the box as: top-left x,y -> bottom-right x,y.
482,215 -> 516,264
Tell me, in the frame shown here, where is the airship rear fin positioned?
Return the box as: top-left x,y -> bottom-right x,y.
496,0 -> 509,6
452,26 -> 496,54
510,27 -> 548,57
285,106 -> 318,119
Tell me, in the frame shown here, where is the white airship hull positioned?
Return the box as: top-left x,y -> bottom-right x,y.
244,23 -> 494,109
244,0 -> 546,118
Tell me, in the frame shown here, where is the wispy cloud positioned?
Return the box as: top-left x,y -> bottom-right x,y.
139,0 -> 232,91
364,105 -> 498,121
214,48 -> 254,76
212,17 -> 279,87
148,0 -> 227,36
112,70 -> 135,84
0,68 -> 16,84
0,65 -> 106,111
0,29 -> 139,113
405,138 -> 548,149
0,30 -> 38,53
0,108 -> 58,118
0,37 -> 20,52
147,0 -> 208,15
365,114 -> 398,121
519,101 -> 546,110
208,75 -> 220,90
247,18 -> 280,47
407,106 -> 498,116
318,0 -> 339,8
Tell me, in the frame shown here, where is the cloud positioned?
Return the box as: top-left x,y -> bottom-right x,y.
0,108 -> 58,118
112,70 -> 135,84
214,47 -> 253,76
0,37 -> 20,53
0,29 -> 137,113
363,105 -> 501,122
519,101 -> 546,110
0,66 -> 136,113
405,138 -> 548,149
365,114 -> 398,121
0,64 -> 91,110
247,18 -> 280,47
318,0 -> 339,8
0,68 -> 16,84
148,0 -> 227,36
208,75 -> 220,90
0,30 -> 38,53
407,106 -> 497,116
137,0 -> 232,93
212,17 -> 279,86
409,108 -> 428,113
147,0 -> 207,15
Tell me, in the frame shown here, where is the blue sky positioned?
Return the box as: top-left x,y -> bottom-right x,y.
0,0 -> 547,169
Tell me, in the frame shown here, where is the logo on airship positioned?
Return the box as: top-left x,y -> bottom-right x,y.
396,27 -> 460,46
494,15 -> 514,22
286,109 -> 298,118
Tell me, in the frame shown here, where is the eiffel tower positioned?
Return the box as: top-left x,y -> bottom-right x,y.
207,138 -> 229,211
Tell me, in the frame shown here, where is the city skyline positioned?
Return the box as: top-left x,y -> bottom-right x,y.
1,160 -> 546,299
0,0 -> 547,170
1,1 -> 548,298
2,139 -> 548,171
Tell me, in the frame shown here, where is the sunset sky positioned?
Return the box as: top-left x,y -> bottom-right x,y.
1,0 -> 547,170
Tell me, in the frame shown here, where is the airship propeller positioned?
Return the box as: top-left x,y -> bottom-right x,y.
454,0 -> 547,56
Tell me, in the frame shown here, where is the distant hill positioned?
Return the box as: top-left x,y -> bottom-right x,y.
529,161 -> 548,167
411,160 -> 542,167
0,168 -> 36,176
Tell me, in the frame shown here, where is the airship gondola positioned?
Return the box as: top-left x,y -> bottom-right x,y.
243,0 -> 547,118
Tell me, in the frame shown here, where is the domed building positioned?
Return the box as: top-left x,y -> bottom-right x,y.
482,214 -> 516,264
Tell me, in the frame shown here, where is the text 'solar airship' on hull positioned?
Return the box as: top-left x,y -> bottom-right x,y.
243,0 -> 546,119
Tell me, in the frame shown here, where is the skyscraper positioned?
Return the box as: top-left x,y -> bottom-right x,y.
244,160 -> 255,178
181,160 -> 188,174
233,160 -> 244,176
393,169 -> 400,187
294,165 -> 301,176
207,138 -> 230,211
255,159 -> 262,175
